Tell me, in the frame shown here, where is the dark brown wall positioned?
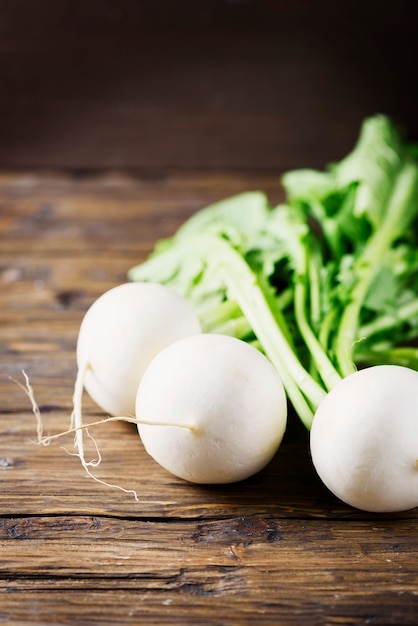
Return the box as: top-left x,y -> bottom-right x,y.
0,0 -> 417,171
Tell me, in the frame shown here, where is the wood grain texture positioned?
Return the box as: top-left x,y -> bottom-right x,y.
1,171 -> 418,625
0,0 -> 417,171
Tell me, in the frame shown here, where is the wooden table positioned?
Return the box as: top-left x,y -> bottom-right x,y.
1,1 -> 418,623
1,170 -> 418,625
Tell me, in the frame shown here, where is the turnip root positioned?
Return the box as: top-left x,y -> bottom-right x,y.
310,365 -> 418,512
76,282 -> 201,417
136,333 -> 287,483
71,282 -> 201,492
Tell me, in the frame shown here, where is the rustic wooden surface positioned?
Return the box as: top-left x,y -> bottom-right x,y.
1,170 -> 418,625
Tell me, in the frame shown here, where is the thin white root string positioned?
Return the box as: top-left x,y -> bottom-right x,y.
71,361 -> 91,461
38,414 -> 195,445
71,362 -> 106,467
79,461 -> 140,501
14,368 -> 139,500
13,368 -> 195,502
70,363 -> 140,498
10,370 -> 43,442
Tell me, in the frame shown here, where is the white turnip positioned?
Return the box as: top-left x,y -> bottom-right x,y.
72,281 -> 201,491
76,282 -> 201,417
310,365 -> 418,512
136,333 -> 287,483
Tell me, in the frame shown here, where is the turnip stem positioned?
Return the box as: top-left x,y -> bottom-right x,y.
335,163 -> 418,377
293,245 -> 342,391
135,234 -> 327,427
308,245 -> 322,329
294,278 -> 342,390
211,243 -> 326,428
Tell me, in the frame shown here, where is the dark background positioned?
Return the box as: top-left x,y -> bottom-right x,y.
0,0 -> 417,171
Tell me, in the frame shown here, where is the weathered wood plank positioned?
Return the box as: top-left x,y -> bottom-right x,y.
1,170 -> 418,625
0,588 -> 416,626
0,409 -> 323,519
1,516 -> 417,625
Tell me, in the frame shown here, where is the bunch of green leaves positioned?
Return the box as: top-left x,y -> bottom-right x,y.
128,115 -> 418,429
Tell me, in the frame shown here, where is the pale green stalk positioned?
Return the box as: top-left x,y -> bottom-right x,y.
335,163 -> 418,377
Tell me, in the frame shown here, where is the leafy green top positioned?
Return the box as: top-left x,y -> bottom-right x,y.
129,115 -> 418,428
